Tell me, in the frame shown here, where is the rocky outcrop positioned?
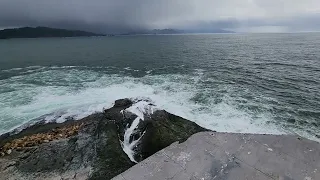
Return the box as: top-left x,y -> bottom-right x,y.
0,99 -> 208,180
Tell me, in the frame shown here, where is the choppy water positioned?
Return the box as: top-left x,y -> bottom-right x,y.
0,34 -> 319,141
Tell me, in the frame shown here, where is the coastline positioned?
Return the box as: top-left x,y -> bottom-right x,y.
0,99 -> 319,180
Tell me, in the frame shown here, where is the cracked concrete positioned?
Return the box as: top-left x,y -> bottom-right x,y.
112,132 -> 320,180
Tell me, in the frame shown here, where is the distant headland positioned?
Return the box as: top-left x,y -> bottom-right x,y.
0,27 -> 107,39
0,26 -> 235,39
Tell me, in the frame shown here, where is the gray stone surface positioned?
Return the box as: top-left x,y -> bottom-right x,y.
112,132 -> 320,180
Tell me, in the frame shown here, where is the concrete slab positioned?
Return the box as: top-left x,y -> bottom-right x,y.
121,150 -> 183,180
272,136 -> 320,168
112,132 -> 320,180
112,174 -> 126,180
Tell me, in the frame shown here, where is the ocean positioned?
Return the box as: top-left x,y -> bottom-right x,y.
0,34 -> 319,141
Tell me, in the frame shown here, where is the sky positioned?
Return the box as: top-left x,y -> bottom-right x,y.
0,0 -> 320,33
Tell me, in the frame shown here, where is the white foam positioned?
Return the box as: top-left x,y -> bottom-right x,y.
126,100 -> 155,121
124,67 -> 140,72
0,68 -> 285,137
121,116 -> 141,163
120,100 -> 156,163
1,67 -> 23,72
146,70 -> 153,74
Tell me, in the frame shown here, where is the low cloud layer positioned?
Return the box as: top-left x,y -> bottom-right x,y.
0,0 -> 320,33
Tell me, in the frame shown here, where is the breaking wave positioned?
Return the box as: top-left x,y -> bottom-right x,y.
0,66 -> 286,138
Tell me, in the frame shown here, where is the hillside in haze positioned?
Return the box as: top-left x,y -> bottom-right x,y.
0,27 -> 105,39
182,28 -> 235,34
0,27 -> 234,38
121,28 -> 234,35
150,29 -> 184,34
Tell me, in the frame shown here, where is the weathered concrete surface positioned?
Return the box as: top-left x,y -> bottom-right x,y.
112,132 -> 320,180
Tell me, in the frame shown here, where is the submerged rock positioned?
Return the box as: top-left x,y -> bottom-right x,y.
0,99 -> 208,180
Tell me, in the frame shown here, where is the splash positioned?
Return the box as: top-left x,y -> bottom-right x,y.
120,100 -> 156,163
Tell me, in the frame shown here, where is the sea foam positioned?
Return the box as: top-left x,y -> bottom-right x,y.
120,100 -> 156,162
0,67 -> 283,137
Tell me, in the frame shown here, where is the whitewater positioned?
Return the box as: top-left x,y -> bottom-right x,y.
0,66 -> 285,136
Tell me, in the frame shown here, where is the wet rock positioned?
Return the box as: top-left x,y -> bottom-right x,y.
0,99 -> 208,180
6,149 -> 12,155
133,110 -> 208,161
113,98 -> 133,108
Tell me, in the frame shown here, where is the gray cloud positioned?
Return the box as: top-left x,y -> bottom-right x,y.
0,0 -> 320,33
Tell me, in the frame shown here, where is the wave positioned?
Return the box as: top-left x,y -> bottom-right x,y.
0,67 -> 286,137
251,62 -> 320,72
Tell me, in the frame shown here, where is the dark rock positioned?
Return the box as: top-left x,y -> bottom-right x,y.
90,115 -> 134,180
134,110 -> 207,161
113,98 -> 133,108
0,99 -> 209,180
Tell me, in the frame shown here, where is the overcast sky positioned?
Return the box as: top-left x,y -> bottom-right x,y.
0,0 -> 320,33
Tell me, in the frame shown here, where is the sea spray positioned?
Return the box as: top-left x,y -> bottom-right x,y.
120,100 -> 156,163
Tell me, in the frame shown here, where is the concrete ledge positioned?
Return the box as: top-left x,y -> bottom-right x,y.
112,132 -> 320,180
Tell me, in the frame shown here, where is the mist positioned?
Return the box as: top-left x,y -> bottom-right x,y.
0,0 -> 320,33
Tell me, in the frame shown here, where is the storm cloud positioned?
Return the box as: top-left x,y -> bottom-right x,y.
0,0 -> 320,33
